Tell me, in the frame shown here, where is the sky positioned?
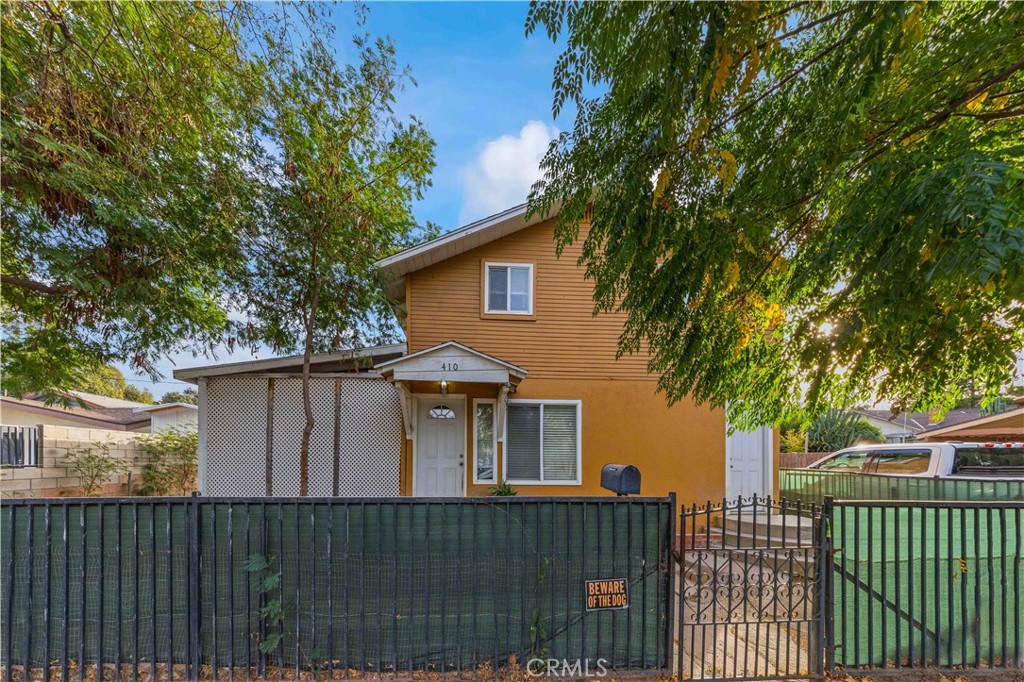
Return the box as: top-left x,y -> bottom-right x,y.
122,2 -> 572,398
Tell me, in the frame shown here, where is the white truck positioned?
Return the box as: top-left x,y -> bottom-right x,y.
807,441 -> 1024,478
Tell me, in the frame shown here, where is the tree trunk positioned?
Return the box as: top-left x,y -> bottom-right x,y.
299,289 -> 320,497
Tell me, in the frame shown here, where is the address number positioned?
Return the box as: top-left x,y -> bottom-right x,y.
441,362 -> 459,371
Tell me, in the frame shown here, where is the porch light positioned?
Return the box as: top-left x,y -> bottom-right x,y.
440,380 -> 449,396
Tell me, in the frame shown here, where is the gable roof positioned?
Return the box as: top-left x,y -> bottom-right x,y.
375,203 -> 556,299
854,407 -> 985,433
1,395 -> 151,429
172,344 -> 407,382
375,340 -> 528,381
25,389 -> 152,410
920,406 -> 1024,439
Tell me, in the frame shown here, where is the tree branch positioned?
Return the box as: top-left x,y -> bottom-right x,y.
1,274 -> 72,296
858,60 -> 1024,167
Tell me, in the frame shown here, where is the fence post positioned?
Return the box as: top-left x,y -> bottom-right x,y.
819,496 -> 835,674
189,492 -> 202,677
665,492 -> 676,679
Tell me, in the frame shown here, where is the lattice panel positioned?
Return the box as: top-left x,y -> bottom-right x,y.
338,378 -> 402,496
203,376 -> 402,497
205,378 -> 268,496
270,378 -> 336,496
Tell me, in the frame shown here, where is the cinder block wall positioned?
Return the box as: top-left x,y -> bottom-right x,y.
0,425 -> 152,498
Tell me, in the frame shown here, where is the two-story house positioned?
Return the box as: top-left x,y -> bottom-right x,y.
175,204 -> 777,504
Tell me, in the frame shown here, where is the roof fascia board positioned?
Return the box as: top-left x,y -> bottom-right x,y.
172,344 -> 406,382
376,340 -> 527,378
376,203 -> 529,272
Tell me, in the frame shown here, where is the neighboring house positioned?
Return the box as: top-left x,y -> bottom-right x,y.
1,394 -> 152,432
857,404 -> 1024,444
133,402 -> 198,431
854,408 -> 985,443
176,204 -> 777,503
852,410 -> 930,443
919,401 -> 1024,442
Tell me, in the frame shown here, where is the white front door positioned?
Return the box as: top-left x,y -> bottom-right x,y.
415,397 -> 465,496
726,425 -> 772,500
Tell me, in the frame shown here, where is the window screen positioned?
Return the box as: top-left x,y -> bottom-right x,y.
506,404 -> 541,480
542,404 -> 577,481
506,402 -> 579,483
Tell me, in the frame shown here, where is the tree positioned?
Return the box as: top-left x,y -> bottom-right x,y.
526,3 -> 1024,427
75,363 -> 129,400
236,31 -> 435,495
0,2 -> 327,396
159,388 -> 199,405
7,359 -> 156,404
122,385 -> 154,405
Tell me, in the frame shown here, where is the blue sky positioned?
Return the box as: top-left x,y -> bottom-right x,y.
124,2 -> 572,398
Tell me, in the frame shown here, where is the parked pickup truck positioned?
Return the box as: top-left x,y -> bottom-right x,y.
807,442 -> 1024,478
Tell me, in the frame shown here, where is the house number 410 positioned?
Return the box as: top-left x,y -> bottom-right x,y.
441,362 -> 459,371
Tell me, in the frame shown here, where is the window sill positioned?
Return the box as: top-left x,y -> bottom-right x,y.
505,479 -> 582,486
480,311 -> 536,321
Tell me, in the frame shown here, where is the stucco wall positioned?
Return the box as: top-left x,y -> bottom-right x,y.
0,425 -> 152,498
402,377 -> 726,505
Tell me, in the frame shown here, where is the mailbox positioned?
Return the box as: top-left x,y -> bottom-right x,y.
600,464 -> 641,496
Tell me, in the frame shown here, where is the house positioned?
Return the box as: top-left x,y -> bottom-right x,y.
854,407 -> 985,443
1,391 -> 153,432
175,204 -> 777,503
918,399 -> 1024,442
132,402 -> 198,431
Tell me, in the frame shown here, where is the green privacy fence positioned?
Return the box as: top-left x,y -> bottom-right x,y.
827,500 -> 1024,670
781,469 -> 1024,507
1,496 -> 674,680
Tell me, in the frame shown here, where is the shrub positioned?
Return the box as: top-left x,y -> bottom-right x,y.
807,409 -> 884,452
136,426 -> 198,496
63,441 -> 129,496
780,428 -> 808,453
488,479 -> 518,496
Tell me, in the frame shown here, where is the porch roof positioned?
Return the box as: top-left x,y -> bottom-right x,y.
375,341 -> 527,384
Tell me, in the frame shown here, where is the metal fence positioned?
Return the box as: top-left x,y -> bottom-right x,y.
677,497 -> 826,681
0,495 -> 675,681
780,468 -> 1024,507
826,498 -> 1024,672
1,425 -> 40,467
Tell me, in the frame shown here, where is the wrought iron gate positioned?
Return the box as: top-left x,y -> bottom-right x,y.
676,497 -> 826,681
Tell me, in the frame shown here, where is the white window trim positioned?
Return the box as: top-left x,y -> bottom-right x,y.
473,398 -> 498,484
484,262 -> 534,315
503,399 -> 582,486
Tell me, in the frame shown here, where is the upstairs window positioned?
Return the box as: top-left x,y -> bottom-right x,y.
485,263 -> 533,315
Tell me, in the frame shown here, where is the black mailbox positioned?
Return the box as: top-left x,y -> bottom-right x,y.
600,464 -> 641,496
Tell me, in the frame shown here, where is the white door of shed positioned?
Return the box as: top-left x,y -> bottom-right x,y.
725,425 -> 772,500
414,397 -> 465,496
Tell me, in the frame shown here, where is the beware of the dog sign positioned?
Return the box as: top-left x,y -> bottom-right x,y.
584,578 -> 628,611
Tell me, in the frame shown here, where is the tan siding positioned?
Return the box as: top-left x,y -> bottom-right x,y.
407,219 -> 653,379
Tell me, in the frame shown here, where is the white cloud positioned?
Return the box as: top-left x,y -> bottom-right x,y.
458,120 -> 558,224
